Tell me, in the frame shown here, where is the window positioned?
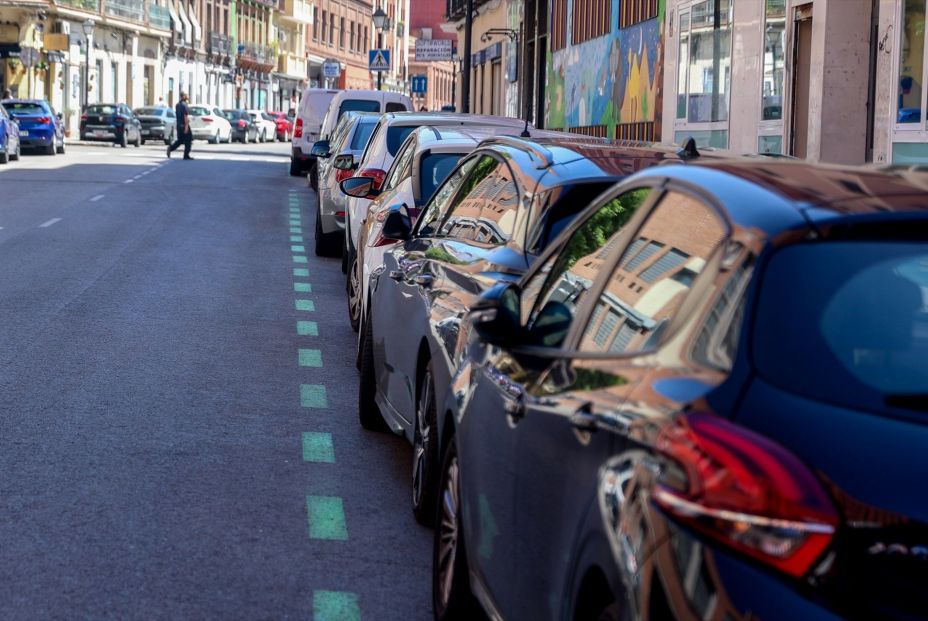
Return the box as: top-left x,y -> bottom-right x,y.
762,0 -> 786,121
416,157 -> 480,237
551,0 -> 568,50
520,188 -> 653,342
321,10 -> 327,42
383,136 -> 417,191
619,0 -> 658,28
438,155 -> 518,244
350,22 -> 355,51
898,0 -> 927,124
419,153 -> 464,205
578,191 -> 726,354
340,17 -> 345,48
313,11 -> 319,40
676,0 -> 732,125
349,120 -> 376,150
572,0 -> 611,44
385,102 -> 408,113
330,13 -> 336,45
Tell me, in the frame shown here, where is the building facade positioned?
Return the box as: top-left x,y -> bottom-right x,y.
306,0 -> 374,90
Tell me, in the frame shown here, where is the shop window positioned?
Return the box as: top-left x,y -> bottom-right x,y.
762,0 -> 786,122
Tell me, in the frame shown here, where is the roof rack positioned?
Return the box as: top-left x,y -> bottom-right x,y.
480,135 -> 556,169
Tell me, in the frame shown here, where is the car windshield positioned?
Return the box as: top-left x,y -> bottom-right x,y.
419,153 -> 463,204
223,110 -> 244,119
387,126 -> 418,156
338,99 -> 379,119
4,102 -> 46,115
350,120 -> 377,150
754,241 -> 928,414
189,106 -> 209,116
135,108 -> 162,116
86,105 -> 117,115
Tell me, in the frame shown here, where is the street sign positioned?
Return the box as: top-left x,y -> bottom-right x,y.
410,75 -> 428,94
415,39 -> 453,62
368,49 -> 390,72
322,59 -> 341,79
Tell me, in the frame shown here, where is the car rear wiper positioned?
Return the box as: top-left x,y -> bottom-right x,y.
886,394 -> 928,412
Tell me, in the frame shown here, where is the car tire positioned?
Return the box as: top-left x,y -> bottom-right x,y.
11,140 -> 21,161
314,206 -> 342,257
358,316 -> 388,432
433,440 -> 481,621
56,138 -> 65,154
0,140 -> 8,165
209,131 -> 219,144
289,158 -> 303,176
412,363 -> 440,526
45,141 -> 56,155
165,129 -> 175,146
347,254 -> 362,332
134,131 -> 142,147
119,131 -> 128,148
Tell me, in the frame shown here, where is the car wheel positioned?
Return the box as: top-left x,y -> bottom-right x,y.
45,141 -> 56,155
209,130 -> 219,144
433,440 -> 480,620
134,131 -> 142,147
412,363 -> 440,526
314,206 -> 342,257
358,316 -> 388,432
12,140 -> 21,161
0,140 -> 9,164
261,129 -> 267,143
347,255 -> 362,332
289,158 -> 303,176
56,137 -> 65,154
119,131 -> 128,148
165,129 -> 175,146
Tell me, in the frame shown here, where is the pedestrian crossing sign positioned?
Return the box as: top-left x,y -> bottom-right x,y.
369,49 -> 390,72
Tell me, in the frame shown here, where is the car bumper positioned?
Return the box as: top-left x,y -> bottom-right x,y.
141,127 -> 169,139
81,126 -> 119,140
17,129 -> 54,147
191,129 -> 215,139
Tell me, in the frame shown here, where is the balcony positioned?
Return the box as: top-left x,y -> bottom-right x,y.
105,0 -> 146,23
278,52 -> 307,79
238,42 -> 277,68
55,0 -> 100,12
279,0 -> 312,24
209,31 -> 231,57
148,3 -> 171,30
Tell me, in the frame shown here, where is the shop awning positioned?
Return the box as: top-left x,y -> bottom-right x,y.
187,3 -> 202,43
167,0 -> 182,34
175,0 -> 193,45
0,43 -> 22,59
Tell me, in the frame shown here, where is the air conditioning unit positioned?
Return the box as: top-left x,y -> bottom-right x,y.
52,21 -> 71,35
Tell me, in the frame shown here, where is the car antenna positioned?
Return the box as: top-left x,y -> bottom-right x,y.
677,136 -> 700,160
520,117 -> 530,138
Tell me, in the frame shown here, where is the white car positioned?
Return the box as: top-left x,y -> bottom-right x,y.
188,104 -> 232,143
246,109 -> 276,143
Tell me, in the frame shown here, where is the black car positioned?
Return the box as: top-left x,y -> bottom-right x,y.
432,159 -> 928,620
1,98 -> 65,154
359,136 -> 693,525
134,105 -> 177,145
223,109 -> 259,143
80,103 -> 142,147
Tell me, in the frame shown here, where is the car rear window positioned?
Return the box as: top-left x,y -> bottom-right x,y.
223,110 -> 244,119
189,106 -> 209,116
5,102 -> 47,115
86,105 -> 117,115
387,126 -> 418,156
419,153 -> 463,203
338,99 -> 379,118
350,120 -> 377,150
385,102 -> 408,113
135,107 -> 161,116
754,242 -> 928,414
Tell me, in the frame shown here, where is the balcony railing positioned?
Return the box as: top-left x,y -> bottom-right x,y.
238,42 -> 276,65
209,31 -> 231,56
105,0 -> 145,22
148,3 -> 171,29
280,0 -> 312,22
55,0 -> 100,12
278,53 -> 306,78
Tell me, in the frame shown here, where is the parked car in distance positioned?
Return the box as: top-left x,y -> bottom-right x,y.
80,103 -> 142,147
189,104 -> 232,143
358,137 -> 692,526
223,109 -> 259,143
312,111 -> 379,257
270,111 -> 292,141
431,158 -> 928,621
134,105 -> 177,145
290,87 -> 339,177
246,109 -> 276,142
0,101 -> 21,163
2,99 -> 64,154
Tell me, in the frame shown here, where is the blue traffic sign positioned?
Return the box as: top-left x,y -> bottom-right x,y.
369,49 -> 390,72
410,75 -> 428,94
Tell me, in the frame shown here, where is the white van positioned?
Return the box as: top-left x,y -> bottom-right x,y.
291,88 -> 413,184
290,88 -> 339,176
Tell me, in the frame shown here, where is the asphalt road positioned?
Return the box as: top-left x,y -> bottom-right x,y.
0,139 -> 432,620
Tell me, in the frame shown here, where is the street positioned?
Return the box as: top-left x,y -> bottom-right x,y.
0,141 -> 431,620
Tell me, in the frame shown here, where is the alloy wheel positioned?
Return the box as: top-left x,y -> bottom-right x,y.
412,367 -> 438,525
348,255 -> 362,331
436,454 -> 461,610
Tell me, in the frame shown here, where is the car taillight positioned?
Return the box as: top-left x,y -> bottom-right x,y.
203,116 -> 214,123
357,168 -> 387,191
238,119 -> 247,128
335,168 -> 354,183
115,115 -> 127,123
36,116 -> 51,124
653,412 -> 838,579
80,114 -> 88,121
294,118 -> 303,138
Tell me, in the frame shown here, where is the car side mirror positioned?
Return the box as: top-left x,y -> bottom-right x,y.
311,140 -> 330,158
381,203 -> 413,242
333,153 -> 354,170
340,176 -> 382,199
469,283 -> 522,348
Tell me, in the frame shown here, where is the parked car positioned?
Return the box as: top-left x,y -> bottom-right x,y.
0,101 -> 21,163
2,98 -> 64,154
339,113 -> 534,285
358,137 -> 692,526
134,105 -> 177,145
290,87 -> 339,177
246,109 -> 276,142
80,103 -> 142,147
430,157 -> 928,621
188,104 -> 232,143
313,111 -> 379,256
270,111 -> 292,141
223,109 -> 259,143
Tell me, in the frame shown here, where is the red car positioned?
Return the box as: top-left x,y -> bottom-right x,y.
270,112 -> 293,142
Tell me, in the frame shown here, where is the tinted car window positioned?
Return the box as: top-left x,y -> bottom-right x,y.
438,155 -> 505,242
417,157 -> 480,237
420,153 -> 463,204
386,126 -> 417,156
383,137 -> 416,191
135,107 -> 162,116
3,102 -> 46,114
385,102 -> 407,113
578,191 -> 726,354
522,188 -> 652,342
754,242 -> 928,413
87,104 -> 117,115
189,106 -> 209,116
350,120 -> 376,150
339,99 -> 380,118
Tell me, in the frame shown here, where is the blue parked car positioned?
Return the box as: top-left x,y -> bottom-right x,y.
1,99 -> 65,155
0,100 -> 21,164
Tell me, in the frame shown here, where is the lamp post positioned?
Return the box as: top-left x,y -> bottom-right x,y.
372,6 -> 386,91
82,19 -> 94,110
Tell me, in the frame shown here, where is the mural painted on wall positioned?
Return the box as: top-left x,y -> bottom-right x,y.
546,0 -> 665,138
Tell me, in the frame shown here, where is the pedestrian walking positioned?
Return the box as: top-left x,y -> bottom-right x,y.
1,88 -> 11,100
167,92 -> 193,160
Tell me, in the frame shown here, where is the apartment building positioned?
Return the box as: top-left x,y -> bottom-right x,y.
306,0 -> 372,89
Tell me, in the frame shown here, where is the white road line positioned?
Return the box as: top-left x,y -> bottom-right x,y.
39,218 -> 62,228
90,194 -> 104,202
124,179 -> 134,184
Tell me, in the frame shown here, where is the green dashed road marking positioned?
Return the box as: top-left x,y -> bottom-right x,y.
298,348 -> 323,367
297,321 -> 319,336
294,282 -> 312,292
306,496 -> 348,540
291,245 -> 306,253
289,219 -> 301,226
300,384 -> 327,408
290,235 -> 304,242
295,299 -> 315,312
290,227 -> 302,234
293,255 -> 308,264
294,268 -> 310,277
302,432 -> 335,463
313,591 -> 360,621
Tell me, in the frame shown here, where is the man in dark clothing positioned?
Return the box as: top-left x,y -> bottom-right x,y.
167,92 -> 193,160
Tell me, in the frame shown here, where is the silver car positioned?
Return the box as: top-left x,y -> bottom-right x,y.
313,111 -> 379,257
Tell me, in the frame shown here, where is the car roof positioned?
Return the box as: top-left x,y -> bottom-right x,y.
378,112 -> 529,129
412,125 -> 509,148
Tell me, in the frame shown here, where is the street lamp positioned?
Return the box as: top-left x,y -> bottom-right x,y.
82,18 -> 94,110
372,6 -> 387,91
